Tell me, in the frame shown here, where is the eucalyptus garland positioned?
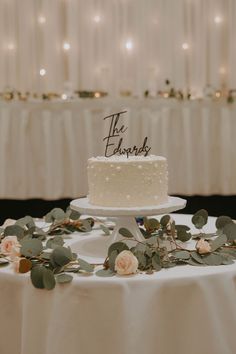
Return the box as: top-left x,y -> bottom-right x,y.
0,208 -> 236,290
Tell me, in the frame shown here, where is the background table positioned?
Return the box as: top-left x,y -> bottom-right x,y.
0,98 -> 236,199
1,214 -> 236,354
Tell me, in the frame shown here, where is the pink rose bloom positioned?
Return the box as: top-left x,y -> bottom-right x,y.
1,236 -> 21,258
196,238 -> 211,254
115,250 -> 138,275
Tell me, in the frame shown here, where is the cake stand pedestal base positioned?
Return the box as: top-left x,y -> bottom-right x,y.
109,216 -> 144,245
70,196 -> 187,248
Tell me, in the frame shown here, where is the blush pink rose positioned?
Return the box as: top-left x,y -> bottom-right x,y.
0,236 -> 21,258
196,238 -> 211,254
115,250 -> 138,275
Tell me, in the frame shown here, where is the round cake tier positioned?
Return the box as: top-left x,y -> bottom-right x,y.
87,155 -> 168,207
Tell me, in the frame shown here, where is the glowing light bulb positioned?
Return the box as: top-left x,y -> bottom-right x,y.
61,94 -> 68,100
125,40 -> 133,50
7,43 -> 15,51
63,42 -> 70,51
214,16 -> 222,24
219,66 -> 226,74
93,15 -> 101,23
38,16 -> 46,24
182,43 -> 189,50
39,68 -> 46,76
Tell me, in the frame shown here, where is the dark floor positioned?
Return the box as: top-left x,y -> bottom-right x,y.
0,195 -> 236,224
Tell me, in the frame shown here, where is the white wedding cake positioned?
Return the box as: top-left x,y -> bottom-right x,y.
87,155 -> 168,207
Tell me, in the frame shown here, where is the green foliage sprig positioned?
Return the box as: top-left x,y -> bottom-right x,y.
1,208 -> 236,288
98,209 -> 236,276
0,207 -> 95,290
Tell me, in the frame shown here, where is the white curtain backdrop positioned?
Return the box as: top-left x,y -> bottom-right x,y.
0,0 -> 235,95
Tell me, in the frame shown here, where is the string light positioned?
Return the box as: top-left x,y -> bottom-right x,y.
38,16 -> 46,24
93,15 -> 101,23
125,40 -> 133,51
39,68 -> 46,76
63,42 -> 70,51
182,43 -> 189,50
214,16 -> 222,24
61,94 -> 68,100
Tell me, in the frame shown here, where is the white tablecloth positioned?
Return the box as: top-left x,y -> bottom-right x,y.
0,98 -> 236,199
1,214 -> 236,354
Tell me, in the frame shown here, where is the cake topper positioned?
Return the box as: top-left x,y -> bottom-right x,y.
103,111 -> 151,158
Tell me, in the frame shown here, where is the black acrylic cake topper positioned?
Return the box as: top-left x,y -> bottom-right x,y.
103,110 -> 151,158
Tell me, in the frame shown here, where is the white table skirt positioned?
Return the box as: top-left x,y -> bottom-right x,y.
1,214 -> 236,354
0,98 -> 236,199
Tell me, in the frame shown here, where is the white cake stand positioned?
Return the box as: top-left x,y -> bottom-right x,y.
70,196 -> 186,245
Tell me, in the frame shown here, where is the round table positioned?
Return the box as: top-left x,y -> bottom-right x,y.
1,214 -> 236,354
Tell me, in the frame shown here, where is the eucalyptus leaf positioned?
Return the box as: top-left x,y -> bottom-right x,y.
190,251 -> 205,264
216,216 -> 232,230
144,218 -> 160,231
135,251 -> 147,269
172,250 -> 190,260
202,253 -> 224,266
96,269 -> 115,277
192,233 -> 216,239
223,222 -> 236,242
160,215 -> 170,227
46,236 -> 64,249
100,224 -> 110,236
145,245 -> 153,257
175,225 -> 190,232
192,209 -> 208,229
119,228 -> 134,239
30,265 -> 45,289
219,248 -> 236,259
78,258 -> 94,273
176,229 -> 191,242
152,253 -> 161,271
187,258 -> 203,266
219,253 -> 235,265
135,243 -> 146,252
210,234 -> 227,252
162,262 -> 177,268
108,242 -> 129,257
56,273 -> 73,284
67,208 -> 81,220
108,250 -> 118,271
78,219 -> 92,232
4,225 -> 24,240
20,239 -> 43,257
16,216 -> 35,229
146,236 -> 159,245
45,208 -> 66,223
33,227 -> 47,239
50,246 -> 73,267
42,268 -> 56,290
41,252 -> 51,260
